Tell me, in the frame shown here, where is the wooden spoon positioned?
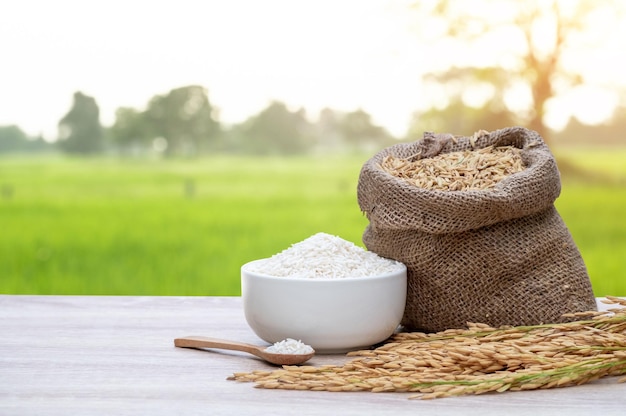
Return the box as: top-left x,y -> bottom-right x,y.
174,335 -> 315,365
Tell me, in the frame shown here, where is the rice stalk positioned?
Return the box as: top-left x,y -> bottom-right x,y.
229,297 -> 626,400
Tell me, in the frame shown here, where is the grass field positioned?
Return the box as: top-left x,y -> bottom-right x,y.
1,148 -> 625,297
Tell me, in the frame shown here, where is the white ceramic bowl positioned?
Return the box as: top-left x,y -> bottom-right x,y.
241,260 -> 407,353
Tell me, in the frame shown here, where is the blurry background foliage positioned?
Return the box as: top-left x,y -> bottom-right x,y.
1,0 -> 625,296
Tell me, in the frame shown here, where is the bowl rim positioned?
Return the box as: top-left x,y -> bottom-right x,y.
241,258 -> 407,282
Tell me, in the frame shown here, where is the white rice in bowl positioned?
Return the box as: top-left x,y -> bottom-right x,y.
246,232 -> 404,279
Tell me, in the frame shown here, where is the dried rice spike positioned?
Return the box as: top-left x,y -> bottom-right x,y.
230,303 -> 626,400
603,296 -> 626,307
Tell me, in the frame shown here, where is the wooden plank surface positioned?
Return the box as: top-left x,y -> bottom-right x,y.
0,295 -> 624,416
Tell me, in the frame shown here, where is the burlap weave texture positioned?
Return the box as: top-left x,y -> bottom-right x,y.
358,127 -> 596,332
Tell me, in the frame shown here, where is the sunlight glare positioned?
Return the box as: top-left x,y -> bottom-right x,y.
0,0 -> 625,139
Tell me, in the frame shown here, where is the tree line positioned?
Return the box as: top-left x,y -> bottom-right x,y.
2,82 -> 626,157
4,1 -> 626,156
0,86 -> 397,157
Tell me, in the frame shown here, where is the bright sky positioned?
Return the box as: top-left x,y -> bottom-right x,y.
1,0 -> 624,140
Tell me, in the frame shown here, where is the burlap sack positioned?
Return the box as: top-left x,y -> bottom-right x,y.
357,126 -> 596,332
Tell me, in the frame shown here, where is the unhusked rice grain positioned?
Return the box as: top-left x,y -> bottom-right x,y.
246,232 -> 404,278
378,145 -> 525,191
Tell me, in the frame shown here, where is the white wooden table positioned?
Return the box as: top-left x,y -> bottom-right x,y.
0,295 -> 624,416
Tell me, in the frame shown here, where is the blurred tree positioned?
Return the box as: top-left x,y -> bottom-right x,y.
238,101 -> 312,155
144,85 -> 220,156
108,107 -> 151,154
57,92 -> 103,154
553,106 -> 626,146
312,108 -> 343,153
406,97 -> 516,141
411,0 -> 624,141
407,66 -> 517,139
0,125 -> 30,153
337,108 -> 393,152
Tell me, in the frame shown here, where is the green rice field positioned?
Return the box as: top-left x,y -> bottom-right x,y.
1,148 -> 625,297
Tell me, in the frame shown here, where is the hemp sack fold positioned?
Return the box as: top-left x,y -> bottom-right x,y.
357,127 -> 596,332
